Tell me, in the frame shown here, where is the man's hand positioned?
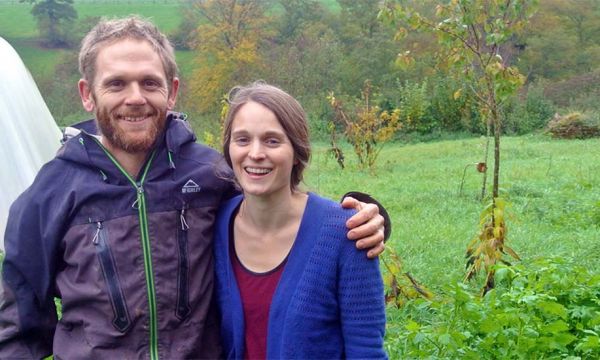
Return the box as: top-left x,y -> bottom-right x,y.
341,196 -> 385,259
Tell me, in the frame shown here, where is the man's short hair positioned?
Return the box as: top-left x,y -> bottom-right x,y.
78,16 -> 178,91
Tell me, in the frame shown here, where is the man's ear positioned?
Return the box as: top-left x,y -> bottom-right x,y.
78,79 -> 95,112
167,77 -> 180,110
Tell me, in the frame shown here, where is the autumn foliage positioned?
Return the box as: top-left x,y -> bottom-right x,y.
328,81 -> 401,169
188,0 -> 269,114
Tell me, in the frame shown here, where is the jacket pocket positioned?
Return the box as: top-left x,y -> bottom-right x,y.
91,220 -> 131,332
176,208 -> 191,320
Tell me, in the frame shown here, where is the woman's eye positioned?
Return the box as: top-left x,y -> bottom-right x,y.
234,137 -> 249,145
265,138 -> 281,146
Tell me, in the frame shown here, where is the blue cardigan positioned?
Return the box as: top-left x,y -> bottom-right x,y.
214,193 -> 387,359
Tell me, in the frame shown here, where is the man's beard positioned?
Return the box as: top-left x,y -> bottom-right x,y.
95,105 -> 167,154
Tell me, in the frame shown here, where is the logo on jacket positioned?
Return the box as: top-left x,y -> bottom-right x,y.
182,179 -> 201,193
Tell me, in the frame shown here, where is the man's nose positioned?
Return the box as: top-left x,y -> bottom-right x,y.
125,83 -> 146,105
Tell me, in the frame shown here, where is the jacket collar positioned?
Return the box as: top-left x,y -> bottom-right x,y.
56,112 -> 195,180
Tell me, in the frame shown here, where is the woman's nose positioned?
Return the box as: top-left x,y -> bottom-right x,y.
248,141 -> 265,159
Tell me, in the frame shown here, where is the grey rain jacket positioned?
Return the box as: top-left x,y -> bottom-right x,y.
0,113 -> 236,359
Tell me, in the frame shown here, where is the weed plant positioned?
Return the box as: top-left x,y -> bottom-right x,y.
384,258 -> 600,359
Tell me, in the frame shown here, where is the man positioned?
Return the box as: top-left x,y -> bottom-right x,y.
0,17 -> 387,359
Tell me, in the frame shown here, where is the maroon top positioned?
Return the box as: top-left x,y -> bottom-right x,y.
231,241 -> 287,360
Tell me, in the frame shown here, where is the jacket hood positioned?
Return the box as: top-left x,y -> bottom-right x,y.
56,112 -> 196,179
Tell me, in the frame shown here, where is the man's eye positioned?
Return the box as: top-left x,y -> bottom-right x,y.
144,79 -> 160,88
107,80 -> 124,88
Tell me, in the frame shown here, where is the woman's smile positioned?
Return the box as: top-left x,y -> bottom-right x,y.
229,101 -> 295,199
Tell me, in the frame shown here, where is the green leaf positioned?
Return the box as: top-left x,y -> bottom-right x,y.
575,336 -> 600,351
551,332 -> 577,347
479,318 -> 501,333
439,333 -> 452,345
541,320 -> 569,334
405,320 -> 421,332
538,301 -> 568,320
414,332 -> 426,344
522,326 -> 539,338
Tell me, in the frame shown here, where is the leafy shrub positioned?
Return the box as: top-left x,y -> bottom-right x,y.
428,75 -> 483,133
396,80 -> 435,133
546,112 -> 600,139
386,257 -> 600,359
328,81 -> 401,169
504,83 -> 555,135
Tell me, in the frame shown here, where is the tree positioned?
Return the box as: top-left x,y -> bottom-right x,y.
170,2 -> 202,50
381,0 -> 536,292
275,0 -> 322,43
263,2 -> 342,115
334,0 -> 400,96
22,0 -> 77,48
519,0 -> 600,80
187,0 -> 271,115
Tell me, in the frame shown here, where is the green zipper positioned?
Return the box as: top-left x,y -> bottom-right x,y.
93,138 -> 159,360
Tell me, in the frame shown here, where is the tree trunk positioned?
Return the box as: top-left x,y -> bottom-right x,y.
480,118 -> 492,200
492,106 -> 500,200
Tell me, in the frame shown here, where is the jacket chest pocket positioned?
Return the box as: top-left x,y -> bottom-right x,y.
176,207 -> 191,320
91,220 -> 132,332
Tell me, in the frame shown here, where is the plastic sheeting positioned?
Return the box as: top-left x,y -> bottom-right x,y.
0,37 -> 62,251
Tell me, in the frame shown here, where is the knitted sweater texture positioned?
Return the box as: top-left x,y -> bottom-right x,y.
214,193 -> 387,359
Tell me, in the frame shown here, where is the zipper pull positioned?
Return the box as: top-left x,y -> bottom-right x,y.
131,182 -> 143,209
180,208 -> 189,231
131,198 -> 139,209
92,221 -> 102,245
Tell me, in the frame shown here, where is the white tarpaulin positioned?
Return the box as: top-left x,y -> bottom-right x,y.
0,37 -> 62,251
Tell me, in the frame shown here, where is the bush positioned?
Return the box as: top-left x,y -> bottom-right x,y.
428,75 -> 483,133
546,112 -> 600,139
328,81 -> 401,169
396,80 -> 435,133
386,257 -> 600,359
504,83 -> 555,135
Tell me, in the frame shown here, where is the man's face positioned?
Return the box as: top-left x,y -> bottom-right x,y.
78,38 -> 179,154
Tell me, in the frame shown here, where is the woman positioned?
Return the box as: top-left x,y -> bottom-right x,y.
214,82 -> 387,359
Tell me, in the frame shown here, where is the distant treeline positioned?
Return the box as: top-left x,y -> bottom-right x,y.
10,0 -> 600,139
2,0 -> 183,4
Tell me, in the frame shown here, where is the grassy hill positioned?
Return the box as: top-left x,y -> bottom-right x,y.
0,2 -> 187,79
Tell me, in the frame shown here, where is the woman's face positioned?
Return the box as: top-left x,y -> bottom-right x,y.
228,101 -> 296,199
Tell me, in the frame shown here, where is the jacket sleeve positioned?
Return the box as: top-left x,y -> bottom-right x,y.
338,240 -> 388,359
0,183 -> 64,358
341,191 -> 392,241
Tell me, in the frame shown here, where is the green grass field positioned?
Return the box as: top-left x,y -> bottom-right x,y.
0,2 -> 186,79
306,135 -> 600,290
